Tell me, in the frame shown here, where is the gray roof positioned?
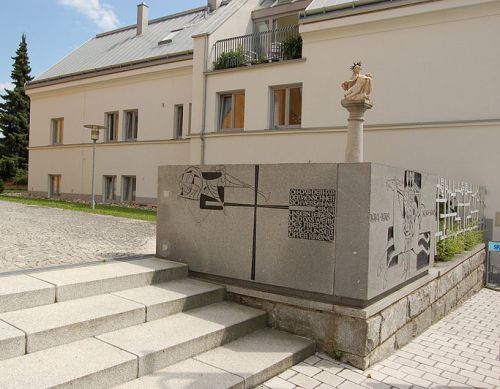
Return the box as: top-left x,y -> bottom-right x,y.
32,0 -> 248,84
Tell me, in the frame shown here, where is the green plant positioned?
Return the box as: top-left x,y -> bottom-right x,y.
213,48 -> 246,70
436,228 -> 484,261
282,35 -> 302,60
12,169 -> 28,186
0,179 -> 4,194
463,229 -> 484,250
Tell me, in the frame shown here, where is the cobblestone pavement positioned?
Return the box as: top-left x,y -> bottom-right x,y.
259,288 -> 500,389
0,200 -> 156,273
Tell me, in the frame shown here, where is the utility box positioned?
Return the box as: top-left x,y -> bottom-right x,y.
157,163 -> 437,306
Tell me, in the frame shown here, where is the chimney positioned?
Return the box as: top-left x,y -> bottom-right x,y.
137,3 -> 149,36
207,0 -> 220,12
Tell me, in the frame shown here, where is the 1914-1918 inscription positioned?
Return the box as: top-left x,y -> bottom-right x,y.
288,189 -> 336,242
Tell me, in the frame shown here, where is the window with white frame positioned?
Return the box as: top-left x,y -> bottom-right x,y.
48,174 -> 61,197
50,118 -> 64,144
174,104 -> 184,138
219,92 -> 245,131
103,175 -> 116,202
271,85 -> 302,128
105,112 -> 119,142
124,110 -> 138,141
122,176 -> 136,202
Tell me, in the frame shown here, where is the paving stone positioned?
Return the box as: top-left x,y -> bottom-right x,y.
315,359 -> 344,375
314,371 -> 345,387
291,362 -> 323,377
288,372 -> 321,389
304,355 -> 321,365
264,376 -> 296,389
0,200 -> 156,273
279,369 -> 297,380
337,369 -> 366,384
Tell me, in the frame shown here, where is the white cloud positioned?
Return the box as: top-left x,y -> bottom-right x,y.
58,0 -> 119,31
0,82 -> 13,91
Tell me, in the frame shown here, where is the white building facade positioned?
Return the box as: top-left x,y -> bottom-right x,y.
27,0 -> 500,238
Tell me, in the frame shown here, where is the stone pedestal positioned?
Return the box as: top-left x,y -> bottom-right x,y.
341,99 -> 373,163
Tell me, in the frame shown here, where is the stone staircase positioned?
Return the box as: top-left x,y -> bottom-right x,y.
0,257 -> 315,388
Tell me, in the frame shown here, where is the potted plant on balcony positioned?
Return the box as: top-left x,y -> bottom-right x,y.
213,47 -> 246,70
282,35 -> 303,60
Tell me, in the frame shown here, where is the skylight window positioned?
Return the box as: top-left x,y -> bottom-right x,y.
158,28 -> 183,45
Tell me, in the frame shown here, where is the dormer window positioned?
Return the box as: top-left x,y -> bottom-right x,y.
158,28 -> 183,45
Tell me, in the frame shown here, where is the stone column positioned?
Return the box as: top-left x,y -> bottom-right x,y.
341,99 -> 373,163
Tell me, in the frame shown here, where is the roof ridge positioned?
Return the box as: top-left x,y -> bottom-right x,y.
95,6 -> 208,39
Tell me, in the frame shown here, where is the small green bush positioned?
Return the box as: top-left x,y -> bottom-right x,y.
463,229 -> 484,250
282,35 -> 302,60
213,48 -> 246,70
12,169 -> 28,186
436,229 -> 484,261
0,179 -> 4,194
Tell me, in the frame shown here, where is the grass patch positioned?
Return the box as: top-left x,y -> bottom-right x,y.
0,195 -> 156,222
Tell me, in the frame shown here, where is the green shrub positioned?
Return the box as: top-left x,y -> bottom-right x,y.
282,35 -> 302,60
436,228 -> 484,261
213,48 -> 246,70
0,179 -> 4,194
12,169 -> 28,186
463,229 -> 484,250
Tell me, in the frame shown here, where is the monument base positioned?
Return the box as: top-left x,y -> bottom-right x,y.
223,245 -> 486,369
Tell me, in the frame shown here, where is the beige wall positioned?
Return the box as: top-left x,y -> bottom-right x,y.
29,141 -> 190,201
27,62 -> 194,201
29,62 -> 193,147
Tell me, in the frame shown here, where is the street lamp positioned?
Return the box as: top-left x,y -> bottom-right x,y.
84,124 -> 105,209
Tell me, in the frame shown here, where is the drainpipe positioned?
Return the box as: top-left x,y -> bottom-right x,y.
200,34 -> 209,165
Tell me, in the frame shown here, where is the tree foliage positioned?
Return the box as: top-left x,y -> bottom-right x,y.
0,34 -> 33,180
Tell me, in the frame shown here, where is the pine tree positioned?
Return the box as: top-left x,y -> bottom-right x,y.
0,34 -> 33,180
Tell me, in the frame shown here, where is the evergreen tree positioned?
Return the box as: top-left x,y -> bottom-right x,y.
0,34 -> 33,180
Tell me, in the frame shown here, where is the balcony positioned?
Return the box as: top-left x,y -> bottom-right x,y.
212,26 -> 302,71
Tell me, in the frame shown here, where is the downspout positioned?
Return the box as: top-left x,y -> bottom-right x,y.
200,34 -> 209,165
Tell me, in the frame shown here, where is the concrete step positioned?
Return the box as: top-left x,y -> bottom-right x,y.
0,278 -> 225,356
112,278 -> 226,321
0,338 -> 137,389
0,294 -> 145,354
28,257 -> 188,301
0,320 -> 25,362
115,328 -> 316,389
0,274 -> 55,313
96,301 -> 267,376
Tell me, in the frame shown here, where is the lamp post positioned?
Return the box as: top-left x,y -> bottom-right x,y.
84,124 -> 105,209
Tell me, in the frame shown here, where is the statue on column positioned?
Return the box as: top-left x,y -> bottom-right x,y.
341,62 -> 373,103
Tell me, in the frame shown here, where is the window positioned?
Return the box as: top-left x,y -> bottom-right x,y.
174,104 -> 184,138
50,118 -> 64,144
103,176 -> 116,202
272,85 -> 302,128
219,92 -> 245,131
188,103 -> 192,134
105,112 -> 119,142
124,110 -> 138,141
48,175 -> 61,197
122,176 -> 136,202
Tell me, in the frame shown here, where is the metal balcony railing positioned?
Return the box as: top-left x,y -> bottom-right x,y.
212,26 -> 302,70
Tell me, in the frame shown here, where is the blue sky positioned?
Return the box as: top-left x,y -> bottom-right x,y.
0,0 -> 207,93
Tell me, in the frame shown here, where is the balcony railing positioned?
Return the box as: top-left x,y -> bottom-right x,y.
212,26 -> 302,71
